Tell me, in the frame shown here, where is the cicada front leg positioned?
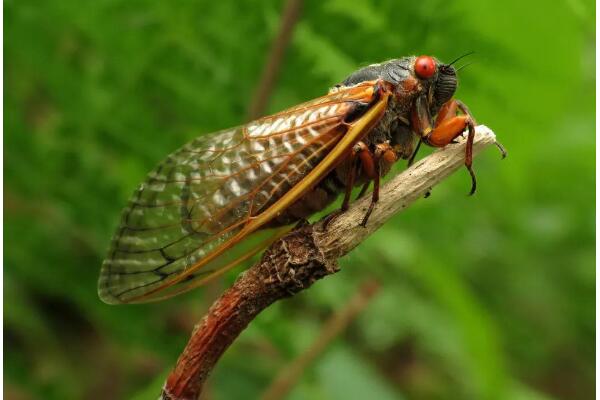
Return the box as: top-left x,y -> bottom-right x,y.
411,96 -> 478,194
412,97 -> 507,195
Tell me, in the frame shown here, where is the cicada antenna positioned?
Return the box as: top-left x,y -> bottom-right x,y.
456,61 -> 475,73
446,51 -> 475,67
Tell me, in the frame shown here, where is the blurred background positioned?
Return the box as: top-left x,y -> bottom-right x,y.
5,0 -> 595,399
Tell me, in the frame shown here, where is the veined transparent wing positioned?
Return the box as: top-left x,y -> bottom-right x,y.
98,81 -> 387,304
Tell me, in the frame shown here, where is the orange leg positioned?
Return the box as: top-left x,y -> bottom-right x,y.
340,157 -> 360,212
352,141 -> 381,227
359,142 -> 397,225
428,114 -> 477,195
412,98 -> 478,195
426,115 -> 471,146
332,141 -> 398,228
354,142 -> 377,178
434,99 -> 506,159
375,142 -> 398,165
342,139 -> 396,212
434,99 -> 458,127
323,141 -> 379,230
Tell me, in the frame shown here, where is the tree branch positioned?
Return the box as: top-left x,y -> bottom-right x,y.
160,126 -> 501,400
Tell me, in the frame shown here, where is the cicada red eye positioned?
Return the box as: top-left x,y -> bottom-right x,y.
414,55 -> 436,79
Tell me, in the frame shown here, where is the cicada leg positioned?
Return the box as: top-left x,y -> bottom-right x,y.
412,97 -> 478,195
354,141 -> 398,227
323,139 -> 396,229
355,181 -> 370,200
324,141 -> 379,229
348,142 -> 374,223
407,139 -> 422,167
341,156 -> 360,212
321,153 -> 361,231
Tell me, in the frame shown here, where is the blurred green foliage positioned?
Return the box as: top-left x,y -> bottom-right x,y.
5,0 -> 595,399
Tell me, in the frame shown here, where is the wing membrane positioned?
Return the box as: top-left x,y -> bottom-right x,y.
99,82 -> 387,304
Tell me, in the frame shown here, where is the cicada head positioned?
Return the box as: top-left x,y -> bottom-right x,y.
340,56 -> 459,114
411,55 -> 458,113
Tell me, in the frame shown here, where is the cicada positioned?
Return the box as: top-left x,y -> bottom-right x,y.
99,55 -> 501,304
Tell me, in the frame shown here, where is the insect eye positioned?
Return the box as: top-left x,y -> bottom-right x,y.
414,56 -> 436,79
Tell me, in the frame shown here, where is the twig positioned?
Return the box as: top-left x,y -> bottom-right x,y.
160,126 -> 501,400
260,279 -> 381,400
246,0 -> 303,121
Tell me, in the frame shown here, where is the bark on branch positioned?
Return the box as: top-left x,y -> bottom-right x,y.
161,126 -> 501,400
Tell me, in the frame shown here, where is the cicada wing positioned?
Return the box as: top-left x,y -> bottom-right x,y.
99,81 -> 388,304
106,226 -> 290,304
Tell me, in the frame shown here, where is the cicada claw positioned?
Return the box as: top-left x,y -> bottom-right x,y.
494,140 -> 508,159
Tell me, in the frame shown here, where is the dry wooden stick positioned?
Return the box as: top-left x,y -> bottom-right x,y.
160,126 -> 501,400
260,279 -> 381,400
